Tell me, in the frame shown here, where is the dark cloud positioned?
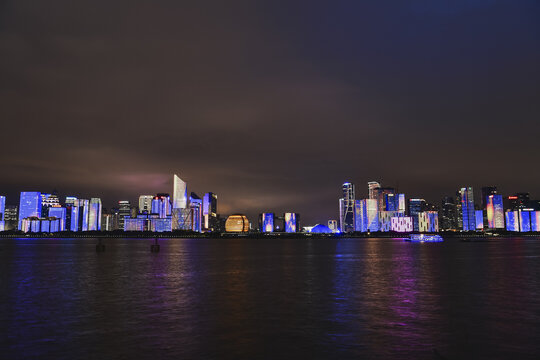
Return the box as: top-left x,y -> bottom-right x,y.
1,0 -> 539,224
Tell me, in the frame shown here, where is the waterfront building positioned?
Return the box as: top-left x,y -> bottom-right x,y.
418,211 -> 439,232
172,208 -> 192,230
172,174 -> 188,209
354,199 -> 379,232
190,193 -> 203,232
124,217 -> 146,231
391,216 -> 414,232
486,194 -> 505,229
408,199 -> 426,231
379,211 -> 401,232
138,195 -> 153,214
118,201 -> 131,230
505,211 -> 519,231
0,195 -> 5,221
327,220 -> 338,233
101,214 -> 114,231
41,193 -> 60,217
475,210 -> 484,230
309,224 -> 333,233
48,207 -> 67,231
440,196 -> 457,230
225,214 -> 249,232
259,213 -> 275,232
284,213 -> 299,233
150,217 -> 173,232
88,198 -> 102,231
375,187 -> 395,212
339,182 -> 355,232
203,192 -> 218,231
368,181 -> 381,200
481,186 -> 498,209
18,192 -> 42,230
459,187 -> 476,231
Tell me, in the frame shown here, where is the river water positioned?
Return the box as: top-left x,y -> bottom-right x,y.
1,237 -> 540,359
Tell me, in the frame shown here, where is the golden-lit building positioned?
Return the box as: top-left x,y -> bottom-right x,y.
225,214 -> 250,233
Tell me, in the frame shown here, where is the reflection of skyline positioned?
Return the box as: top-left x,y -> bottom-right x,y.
3,237 -> 540,358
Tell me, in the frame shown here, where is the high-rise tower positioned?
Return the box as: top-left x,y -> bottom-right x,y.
173,174 -> 187,209
459,187 -> 476,231
339,182 -> 355,232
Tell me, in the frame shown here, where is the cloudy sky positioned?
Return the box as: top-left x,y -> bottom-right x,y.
1,0 -> 539,224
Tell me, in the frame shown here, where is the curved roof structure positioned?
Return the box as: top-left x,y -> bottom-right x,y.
309,224 -> 333,233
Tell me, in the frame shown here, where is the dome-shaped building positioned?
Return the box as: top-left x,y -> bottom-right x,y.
225,214 -> 250,233
309,224 -> 333,234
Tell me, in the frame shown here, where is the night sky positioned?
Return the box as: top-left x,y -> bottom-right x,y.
1,1 -> 539,224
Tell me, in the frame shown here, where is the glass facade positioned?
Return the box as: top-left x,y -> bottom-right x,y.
460,187 -> 476,231
173,174 -> 188,209
18,192 -> 42,230
48,207 -> 67,231
339,183 -> 355,232
284,213 -> 298,233
486,195 -> 504,229
88,198 -> 102,231
261,213 -> 274,232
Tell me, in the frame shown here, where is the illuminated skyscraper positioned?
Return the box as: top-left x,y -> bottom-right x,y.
203,192 -> 218,231
118,201 -> 131,230
328,220 -> 338,233
284,213 -> 299,233
408,198 -> 426,231
440,196 -> 457,230
259,213 -> 275,232
18,192 -> 42,230
41,193 -> 60,217
486,194 -> 504,229
459,187 -> 476,231
368,181 -> 381,200
152,194 -> 171,218
481,187 -> 497,209
48,207 -> 67,231
172,174 -> 187,209
138,195 -> 153,214
88,198 -> 102,231
190,193 -> 203,232
339,182 -> 355,232
0,195 -> 5,221
354,199 -> 379,232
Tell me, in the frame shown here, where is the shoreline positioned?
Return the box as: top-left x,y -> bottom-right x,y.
1,232 -> 539,239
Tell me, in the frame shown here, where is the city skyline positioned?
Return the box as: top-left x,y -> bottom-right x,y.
1,1 -> 539,225
1,177 -> 539,226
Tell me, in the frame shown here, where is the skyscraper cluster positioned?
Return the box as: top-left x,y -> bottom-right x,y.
336,182 -> 540,234
0,174 -> 219,234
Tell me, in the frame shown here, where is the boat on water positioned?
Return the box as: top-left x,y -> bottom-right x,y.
406,234 -> 444,242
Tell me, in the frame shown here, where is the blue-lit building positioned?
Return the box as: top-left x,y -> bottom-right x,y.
505,211 -> 519,231
48,207 -> 67,231
0,195 -> 5,221
18,192 -> 42,230
459,187 -> 476,231
339,182 -> 355,232
203,192 -> 218,232
88,198 -> 102,231
486,194 -> 505,229
354,199 -> 379,232
475,210 -> 484,230
408,199 -> 426,231
0,195 -> 5,231
190,193 -> 203,232
284,213 -> 299,233
260,213 -> 275,232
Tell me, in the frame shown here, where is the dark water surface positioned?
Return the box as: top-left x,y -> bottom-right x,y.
1,237 -> 540,359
